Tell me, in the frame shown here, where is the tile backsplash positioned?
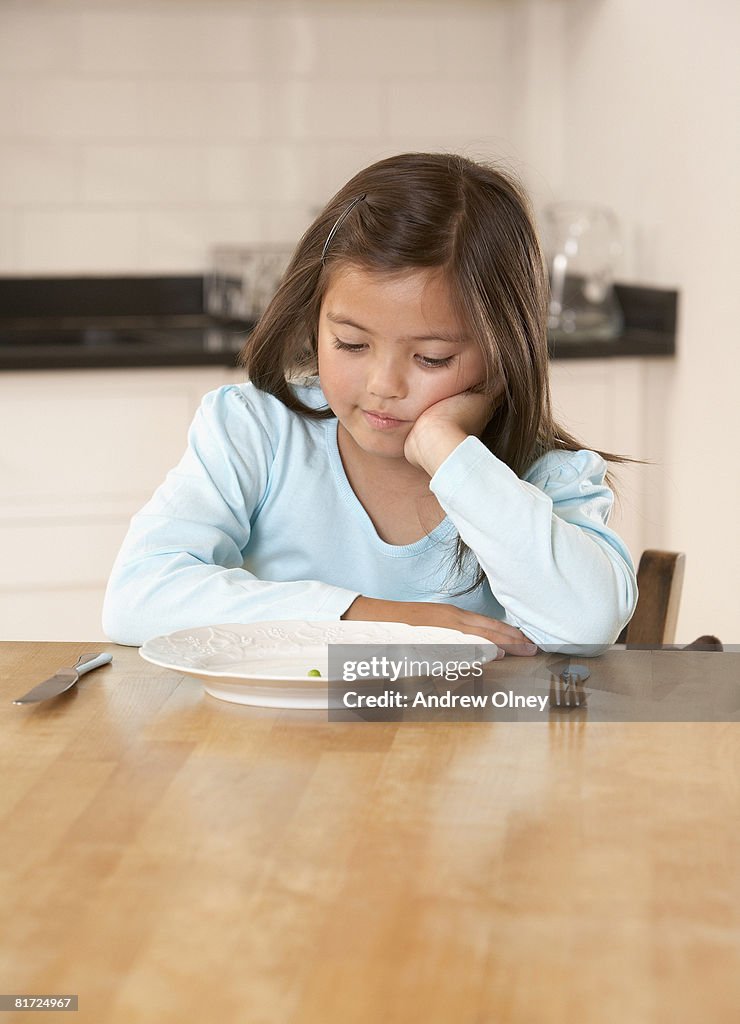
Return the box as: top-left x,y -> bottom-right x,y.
0,0 -> 547,274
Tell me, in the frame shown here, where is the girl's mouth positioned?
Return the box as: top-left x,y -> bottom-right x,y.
362,410 -> 407,430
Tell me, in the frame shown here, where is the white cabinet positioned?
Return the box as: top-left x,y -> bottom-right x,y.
0,366 -> 243,640
1,359 -> 660,640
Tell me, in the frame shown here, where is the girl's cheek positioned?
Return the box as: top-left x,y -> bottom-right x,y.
412,382 -> 456,415
430,375 -> 467,402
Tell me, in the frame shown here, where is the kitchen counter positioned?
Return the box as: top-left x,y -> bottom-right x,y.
2,640 -> 738,1022
0,317 -> 252,370
0,277 -> 676,371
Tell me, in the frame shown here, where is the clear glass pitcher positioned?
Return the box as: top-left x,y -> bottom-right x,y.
543,203 -> 624,341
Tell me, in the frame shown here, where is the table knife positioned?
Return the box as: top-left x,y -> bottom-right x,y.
12,652 -> 113,705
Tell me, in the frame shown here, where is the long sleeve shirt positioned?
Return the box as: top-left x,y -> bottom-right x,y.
102,380 -> 638,652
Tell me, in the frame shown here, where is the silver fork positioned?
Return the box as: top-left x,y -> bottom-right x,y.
549,665 -> 590,710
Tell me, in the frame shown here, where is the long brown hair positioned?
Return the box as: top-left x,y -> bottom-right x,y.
241,152 -> 633,593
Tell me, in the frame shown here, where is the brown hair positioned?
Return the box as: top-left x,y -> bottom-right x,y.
241,152 -> 633,593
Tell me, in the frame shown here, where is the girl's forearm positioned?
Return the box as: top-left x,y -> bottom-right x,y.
341,595 -> 535,654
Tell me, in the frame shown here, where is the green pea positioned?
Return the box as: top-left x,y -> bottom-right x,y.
307,668 -> 322,677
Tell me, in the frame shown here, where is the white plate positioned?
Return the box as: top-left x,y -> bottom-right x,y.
139,620 -> 499,709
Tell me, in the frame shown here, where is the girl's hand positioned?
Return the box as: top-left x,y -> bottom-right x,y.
404,386 -> 500,476
342,596 -> 538,656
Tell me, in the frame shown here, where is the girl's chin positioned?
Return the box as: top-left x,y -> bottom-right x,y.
340,421 -> 408,458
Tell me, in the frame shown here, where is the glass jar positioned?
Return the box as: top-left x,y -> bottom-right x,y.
205,246 -> 292,323
543,203 -> 624,341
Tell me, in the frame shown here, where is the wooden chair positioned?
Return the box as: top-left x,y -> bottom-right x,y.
618,549 -> 722,650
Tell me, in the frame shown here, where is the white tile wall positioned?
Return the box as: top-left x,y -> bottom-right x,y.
0,210 -> 16,273
18,209 -> 140,273
0,0 -> 530,273
8,79 -> 141,139
0,144 -> 81,204
82,146 -> 205,203
77,11 -> 270,76
140,207 -> 262,271
0,10 -> 80,73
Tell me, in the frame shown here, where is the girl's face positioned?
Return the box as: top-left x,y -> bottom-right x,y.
317,264 -> 488,465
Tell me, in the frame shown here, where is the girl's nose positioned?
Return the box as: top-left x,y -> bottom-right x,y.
366,356 -> 407,400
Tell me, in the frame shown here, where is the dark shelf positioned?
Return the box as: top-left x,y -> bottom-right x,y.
0,274 -> 205,319
0,341 -> 245,371
548,282 -> 676,359
549,328 -> 675,360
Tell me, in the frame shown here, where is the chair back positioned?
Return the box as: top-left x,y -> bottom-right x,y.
620,549 -> 686,645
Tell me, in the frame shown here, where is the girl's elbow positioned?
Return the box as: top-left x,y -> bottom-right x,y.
569,561 -> 637,650
567,590 -> 635,654
537,596 -> 632,656
101,587 -> 143,647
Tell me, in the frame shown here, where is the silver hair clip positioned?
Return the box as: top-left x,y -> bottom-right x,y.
321,194 -> 366,265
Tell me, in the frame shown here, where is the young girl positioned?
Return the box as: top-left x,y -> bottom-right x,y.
103,152 -> 637,655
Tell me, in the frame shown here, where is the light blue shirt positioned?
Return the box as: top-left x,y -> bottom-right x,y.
102,381 -> 637,652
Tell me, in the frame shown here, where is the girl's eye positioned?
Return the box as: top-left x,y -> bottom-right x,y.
332,338 -> 454,369
333,339 -> 366,353
416,355 -> 455,369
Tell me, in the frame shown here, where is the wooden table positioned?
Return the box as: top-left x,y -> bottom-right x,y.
1,641 -> 739,1023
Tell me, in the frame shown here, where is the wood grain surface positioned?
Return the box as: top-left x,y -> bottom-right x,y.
1,641 -> 739,1024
